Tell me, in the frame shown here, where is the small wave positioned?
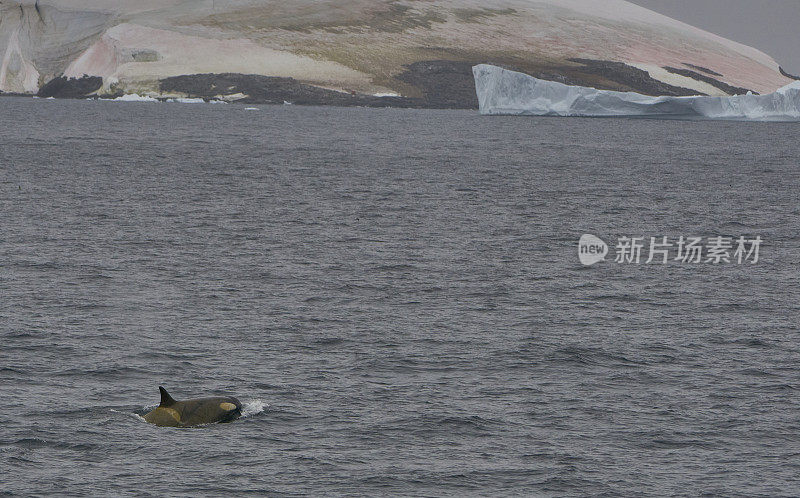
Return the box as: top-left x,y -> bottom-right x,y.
12,437 -> 98,452
312,337 -> 346,346
241,399 -> 266,418
708,336 -> 773,349
373,264 -> 417,271
55,365 -> 149,379
737,368 -> 779,377
550,345 -> 645,367
649,439 -> 711,449
762,383 -> 796,391
379,414 -> 502,436
303,295 -> 335,304
112,409 -> 149,423
434,415 -> 493,430
733,338 -> 772,348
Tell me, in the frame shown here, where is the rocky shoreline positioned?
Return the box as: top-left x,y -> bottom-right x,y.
1,58 -> 748,109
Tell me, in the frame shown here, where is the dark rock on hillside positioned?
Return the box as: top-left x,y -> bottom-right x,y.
394,60 -> 479,109
682,63 -> 723,77
780,67 -> 800,80
37,76 -> 103,98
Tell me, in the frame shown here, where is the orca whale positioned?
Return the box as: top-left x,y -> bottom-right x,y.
143,386 -> 242,427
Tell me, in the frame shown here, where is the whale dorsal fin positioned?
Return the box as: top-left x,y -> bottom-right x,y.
159,386 -> 177,407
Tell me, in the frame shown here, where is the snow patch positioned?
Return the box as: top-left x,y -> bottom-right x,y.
629,64 -> 728,96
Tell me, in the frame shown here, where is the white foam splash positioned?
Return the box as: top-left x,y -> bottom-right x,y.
241,399 -> 266,417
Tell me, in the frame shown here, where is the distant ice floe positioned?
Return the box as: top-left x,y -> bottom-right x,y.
473,64 -> 800,121
101,94 -> 227,104
165,97 -> 205,104
110,93 -> 159,102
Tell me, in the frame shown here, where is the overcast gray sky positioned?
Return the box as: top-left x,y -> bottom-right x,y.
628,0 -> 800,75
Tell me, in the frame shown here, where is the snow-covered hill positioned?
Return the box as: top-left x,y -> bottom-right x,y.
0,0 -> 793,106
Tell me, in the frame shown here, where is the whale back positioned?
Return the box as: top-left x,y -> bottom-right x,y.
143,387 -> 242,427
173,396 -> 242,427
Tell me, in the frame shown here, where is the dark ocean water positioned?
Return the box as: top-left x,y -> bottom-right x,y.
1,97 -> 799,496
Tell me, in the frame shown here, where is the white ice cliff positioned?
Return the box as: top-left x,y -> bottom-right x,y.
473,64 -> 800,121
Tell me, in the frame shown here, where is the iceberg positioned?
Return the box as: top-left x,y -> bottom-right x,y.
473,64 -> 800,121
109,93 -> 159,102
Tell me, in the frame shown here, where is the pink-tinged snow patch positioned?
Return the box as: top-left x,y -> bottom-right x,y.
64,34 -> 120,80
